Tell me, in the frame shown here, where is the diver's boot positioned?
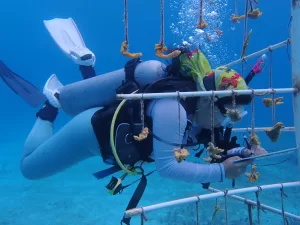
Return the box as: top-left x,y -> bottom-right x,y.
42,74 -> 63,108
253,54 -> 267,74
36,100 -> 59,122
70,47 -> 97,79
36,74 -> 63,122
70,46 -> 96,67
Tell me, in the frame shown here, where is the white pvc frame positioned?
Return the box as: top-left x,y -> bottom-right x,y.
120,2 -> 300,223
232,127 -> 295,133
208,187 -> 300,221
117,87 -> 296,100
124,181 -> 300,218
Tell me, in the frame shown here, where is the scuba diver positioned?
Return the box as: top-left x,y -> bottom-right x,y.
0,17 -> 268,181
0,17 -> 267,224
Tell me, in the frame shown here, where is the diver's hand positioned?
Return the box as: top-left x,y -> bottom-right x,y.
243,148 -> 254,157
222,156 -> 252,179
251,145 -> 268,156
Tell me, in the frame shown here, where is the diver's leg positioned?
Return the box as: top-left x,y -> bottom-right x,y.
21,107 -> 102,180
245,54 -> 267,85
244,70 -> 256,85
22,73 -> 102,180
79,65 -> 96,79
23,101 -> 59,155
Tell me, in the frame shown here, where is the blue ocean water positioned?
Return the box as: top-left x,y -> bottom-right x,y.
0,0 -> 299,224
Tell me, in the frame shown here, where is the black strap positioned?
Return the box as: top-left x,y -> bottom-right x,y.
120,170 -> 155,225
203,74 -> 216,91
92,166 -> 121,179
124,58 -> 142,82
127,106 -> 135,134
202,183 -> 210,189
116,58 -> 142,95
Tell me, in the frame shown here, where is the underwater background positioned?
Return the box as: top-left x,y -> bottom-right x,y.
0,0 -> 299,224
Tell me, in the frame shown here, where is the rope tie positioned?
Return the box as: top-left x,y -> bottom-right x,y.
243,57 -> 254,70
210,91 -> 215,145
249,0 -> 254,11
241,57 -> 253,77
246,201 -> 254,225
140,94 -> 145,129
280,184 -> 289,225
244,196 -> 255,225
232,90 -> 237,109
287,16 -> 292,60
197,0 -> 207,29
224,189 -> 229,225
268,47 -> 276,125
155,0 -> 181,59
121,0 -> 142,58
244,0 -> 249,40
251,89 -> 255,137
196,196 -> 200,225
271,88 -> 276,125
241,0 -> 249,68
255,186 -> 263,225
177,91 -> 182,147
287,38 -> 291,61
124,0 -> 128,43
160,0 -> 164,46
242,58 -> 245,77
140,208 -> 147,225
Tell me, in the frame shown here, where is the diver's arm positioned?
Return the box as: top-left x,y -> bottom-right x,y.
147,98 -> 225,183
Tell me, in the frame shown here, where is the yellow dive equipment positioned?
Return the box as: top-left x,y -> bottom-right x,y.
109,90 -> 142,176
106,90 -> 145,195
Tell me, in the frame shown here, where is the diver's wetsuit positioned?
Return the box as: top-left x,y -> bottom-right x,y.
147,98 -> 225,183
20,50 -> 264,182
21,107 -> 102,179
21,97 -> 224,183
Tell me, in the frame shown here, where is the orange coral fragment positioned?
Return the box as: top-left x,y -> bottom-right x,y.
155,43 -> 181,59
174,148 -> 190,163
120,41 -> 142,58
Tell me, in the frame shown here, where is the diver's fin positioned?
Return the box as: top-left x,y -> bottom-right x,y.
43,18 -> 96,66
0,60 -> 46,107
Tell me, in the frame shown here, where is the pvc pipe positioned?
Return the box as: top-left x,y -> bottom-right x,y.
124,181 -> 300,218
208,187 -> 300,221
224,39 -> 290,68
232,127 -> 295,133
117,88 -> 297,100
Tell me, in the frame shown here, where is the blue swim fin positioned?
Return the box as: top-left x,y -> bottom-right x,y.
0,60 -> 46,107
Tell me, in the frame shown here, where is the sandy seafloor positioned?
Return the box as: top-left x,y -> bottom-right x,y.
1,131 -> 300,225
